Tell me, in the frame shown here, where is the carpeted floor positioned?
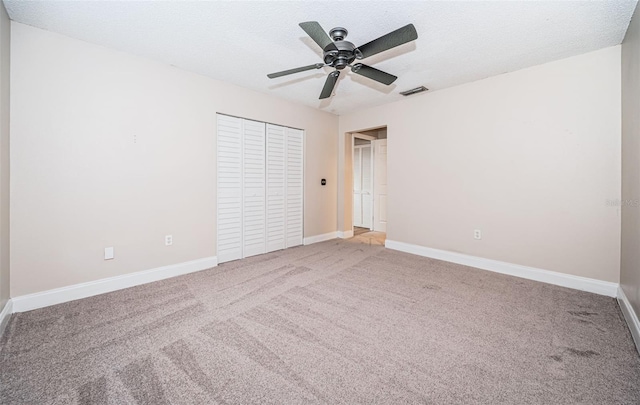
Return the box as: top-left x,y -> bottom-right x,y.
1,238 -> 639,404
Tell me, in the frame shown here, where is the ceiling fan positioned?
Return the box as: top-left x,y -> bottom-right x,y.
267,21 -> 418,99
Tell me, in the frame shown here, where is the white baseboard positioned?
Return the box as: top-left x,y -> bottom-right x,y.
618,286 -> 640,354
11,256 -> 218,313
338,230 -> 354,239
385,240 -> 618,297
0,299 -> 13,339
303,231 -> 338,245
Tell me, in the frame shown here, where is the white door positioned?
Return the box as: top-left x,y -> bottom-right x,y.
217,115 -> 243,263
353,147 -> 362,227
373,139 -> 387,232
361,145 -> 373,229
266,124 -> 286,252
353,144 -> 372,229
285,127 -> 303,247
242,120 -> 266,257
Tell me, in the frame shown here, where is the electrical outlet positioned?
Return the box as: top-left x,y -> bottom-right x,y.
474,230 -> 482,240
165,235 -> 173,246
104,247 -> 114,260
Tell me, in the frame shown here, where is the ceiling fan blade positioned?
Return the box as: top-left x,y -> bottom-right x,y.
351,63 -> 397,85
299,21 -> 336,51
319,71 -> 340,99
267,63 -> 324,79
357,24 -> 418,59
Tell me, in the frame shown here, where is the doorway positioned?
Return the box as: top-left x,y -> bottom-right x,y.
351,127 -> 387,241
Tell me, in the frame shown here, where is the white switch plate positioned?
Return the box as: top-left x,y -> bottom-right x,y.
104,247 -> 114,260
474,230 -> 482,240
165,235 -> 173,246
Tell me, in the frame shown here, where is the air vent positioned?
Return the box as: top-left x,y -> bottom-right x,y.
400,86 -> 428,96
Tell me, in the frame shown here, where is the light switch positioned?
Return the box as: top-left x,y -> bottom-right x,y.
104,247 -> 114,260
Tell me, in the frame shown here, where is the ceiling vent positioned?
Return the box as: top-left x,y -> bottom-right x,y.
400,86 -> 428,96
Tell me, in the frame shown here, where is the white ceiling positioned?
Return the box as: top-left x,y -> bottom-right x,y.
3,0 -> 637,115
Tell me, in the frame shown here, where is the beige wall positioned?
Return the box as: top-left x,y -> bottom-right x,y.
339,46 -> 622,283
10,23 -> 338,297
622,5 -> 640,322
0,3 -> 9,311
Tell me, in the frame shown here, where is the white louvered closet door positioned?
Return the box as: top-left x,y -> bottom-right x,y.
285,128 -> 304,248
217,115 -> 243,263
242,120 -> 266,258
217,115 -> 303,263
266,124 -> 286,252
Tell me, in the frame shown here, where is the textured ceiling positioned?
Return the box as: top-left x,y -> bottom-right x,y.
3,0 -> 637,115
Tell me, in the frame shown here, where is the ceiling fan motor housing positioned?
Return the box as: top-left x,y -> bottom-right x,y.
323,39 -> 361,69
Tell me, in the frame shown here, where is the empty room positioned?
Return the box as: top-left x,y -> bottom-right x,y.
0,0 -> 640,403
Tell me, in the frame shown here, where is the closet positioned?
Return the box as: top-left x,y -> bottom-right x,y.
217,114 -> 303,264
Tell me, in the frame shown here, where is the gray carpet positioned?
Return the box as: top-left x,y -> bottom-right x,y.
1,238 -> 639,404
